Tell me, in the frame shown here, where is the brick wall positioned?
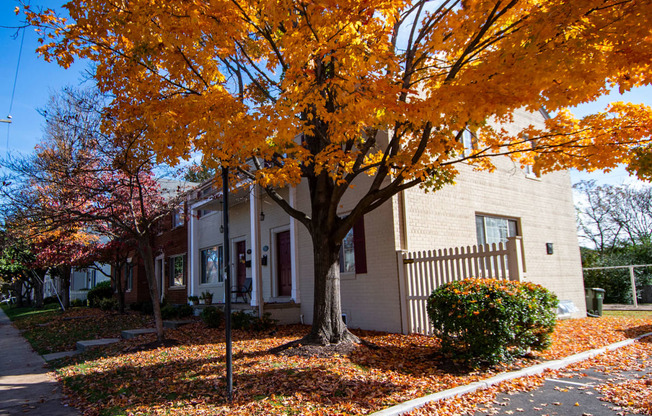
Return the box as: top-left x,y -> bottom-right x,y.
155,204 -> 190,305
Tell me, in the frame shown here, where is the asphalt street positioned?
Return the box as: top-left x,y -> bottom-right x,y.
472,358 -> 651,416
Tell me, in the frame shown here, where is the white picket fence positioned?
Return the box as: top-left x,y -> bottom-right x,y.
397,236 -> 526,335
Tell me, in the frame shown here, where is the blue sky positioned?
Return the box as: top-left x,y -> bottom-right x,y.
1,2 -> 651,186
1,1 -> 90,156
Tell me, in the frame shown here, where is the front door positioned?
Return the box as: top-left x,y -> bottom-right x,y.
235,241 -> 247,290
276,231 -> 292,297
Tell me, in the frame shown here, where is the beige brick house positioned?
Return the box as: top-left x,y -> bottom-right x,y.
185,108 -> 585,334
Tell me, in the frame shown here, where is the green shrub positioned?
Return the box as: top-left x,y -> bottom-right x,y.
201,306 -> 224,328
160,303 -> 177,320
231,310 -> 254,330
231,311 -> 277,331
98,297 -> 118,311
130,301 -> 154,315
176,304 -> 195,318
87,281 -> 113,308
70,299 -> 85,307
251,312 -> 278,331
427,278 -> 558,366
43,296 -> 59,305
129,300 -> 154,315
159,303 -> 194,320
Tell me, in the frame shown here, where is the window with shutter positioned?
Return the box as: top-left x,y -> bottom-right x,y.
340,215 -> 367,274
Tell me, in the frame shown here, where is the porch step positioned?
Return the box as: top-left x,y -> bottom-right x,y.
121,328 -> 157,339
43,350 -> 80,361
163,320 -> 193,329
76,338 -> 120,352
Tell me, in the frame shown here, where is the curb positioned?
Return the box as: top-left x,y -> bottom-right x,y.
370,331 -> 652,416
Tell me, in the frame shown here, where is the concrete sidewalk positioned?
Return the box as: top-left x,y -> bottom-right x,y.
0,308 -> 79,416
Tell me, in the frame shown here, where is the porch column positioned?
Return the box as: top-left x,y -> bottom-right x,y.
188,204 -> 200,297
289,186 -> 300,303
249,185 -> 263,310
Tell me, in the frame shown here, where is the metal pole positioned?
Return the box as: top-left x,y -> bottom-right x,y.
629,266 -> 638,308
222,166 -> 233,401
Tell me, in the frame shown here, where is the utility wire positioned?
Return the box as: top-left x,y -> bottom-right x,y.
5,26 -> 26,154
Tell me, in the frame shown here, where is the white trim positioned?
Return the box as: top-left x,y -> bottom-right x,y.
270,225 -> 291,299
231,236 -> 248,302
189,208 -> 196,296
250,185 -> 263,309
190,198 -> 214,210
155,255 -> 165,301
289,186 -> 300,303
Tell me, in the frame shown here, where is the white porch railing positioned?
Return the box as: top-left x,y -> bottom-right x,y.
70,290 -> 89,301
397,236 -> 526,335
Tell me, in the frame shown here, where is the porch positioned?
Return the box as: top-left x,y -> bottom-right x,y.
187,182 -> 302,309
192,301 -> 302,325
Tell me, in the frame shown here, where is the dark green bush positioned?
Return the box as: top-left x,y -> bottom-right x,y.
160,303 -> 177,320
70,299 -> 85,307
98,297 -> 118,311
231,311 -> 277,331
201,306 -> 224,328
176,304 -> 195,318
251,312 -> 278,331
160,303 -> 195,320
43,296 -> 59,305
427,278 -> 559,366
129,301 -> 153,314
87,281 -> 113,308
231,310 -> 254,330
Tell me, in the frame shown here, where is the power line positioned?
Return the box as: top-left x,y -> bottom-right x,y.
5,26 -> 26,153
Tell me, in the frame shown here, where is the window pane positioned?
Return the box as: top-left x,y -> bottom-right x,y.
170,256 -> 185,286
476,215 -> 519,246
340,229 -> 355,273
476,215 -> 486,245
201,246 -> 222,284
508,219 -> 518,237
172,205 -> 184,228
126,264 -> 133,291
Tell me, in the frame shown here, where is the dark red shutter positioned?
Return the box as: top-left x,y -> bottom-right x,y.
353,216 -> 367,274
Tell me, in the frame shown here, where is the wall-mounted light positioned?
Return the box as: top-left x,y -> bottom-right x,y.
260,211 -> 265,221
546,242 -> 554,255
220,225 -> 224,233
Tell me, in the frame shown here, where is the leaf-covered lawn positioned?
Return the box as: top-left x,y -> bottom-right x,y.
46,314 -> 652,416
13,307 -> 154,354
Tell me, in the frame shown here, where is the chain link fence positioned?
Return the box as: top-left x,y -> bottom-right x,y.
583,264 -> 652,306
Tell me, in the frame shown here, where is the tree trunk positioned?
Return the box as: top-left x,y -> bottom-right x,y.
137,237 -> 164,341
60,266 -> 71,309
113,261 -> 126,314
33,272 -> 44,308
14,280 -> 24,307
305,232 -> 360,345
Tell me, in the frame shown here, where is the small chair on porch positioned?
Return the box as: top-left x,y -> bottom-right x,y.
233,278 -> 252,303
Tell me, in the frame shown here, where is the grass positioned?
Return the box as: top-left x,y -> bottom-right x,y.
4,304 -> 154,354
40,312 -> 652,416
603,310 -> 652,318
1,302 -> 61,321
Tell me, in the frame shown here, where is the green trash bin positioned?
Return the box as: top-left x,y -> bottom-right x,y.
585,287 -> 605,317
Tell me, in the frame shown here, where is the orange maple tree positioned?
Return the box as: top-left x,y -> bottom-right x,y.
26,0 -> 652,344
